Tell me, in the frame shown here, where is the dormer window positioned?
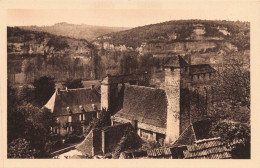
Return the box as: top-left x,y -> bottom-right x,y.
92,104 -> 97,111
67,107 -> 73,114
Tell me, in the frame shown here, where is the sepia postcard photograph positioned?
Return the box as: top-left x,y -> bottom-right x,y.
0,0 -> 260,167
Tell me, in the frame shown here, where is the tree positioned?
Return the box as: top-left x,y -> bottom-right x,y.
83,109 -> 111,136
8,138 -> 37,158
21,59 -> 32,82
112,127 -> 143,159
8,102 -> 57,158
7,82 -> 26,143
209,120 -> 250,159
63,78 -> 84,89
17,84 -> 33,105
212,52 -> 250,123
32,76 -> 55,107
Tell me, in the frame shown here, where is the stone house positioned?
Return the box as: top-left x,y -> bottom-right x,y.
44,87 -> 101,136
101,54 -> 217,145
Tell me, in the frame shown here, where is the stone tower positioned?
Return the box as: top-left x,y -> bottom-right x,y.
101,75 -> 118,112
101,74 -> 138,114
164,56 -> 182,144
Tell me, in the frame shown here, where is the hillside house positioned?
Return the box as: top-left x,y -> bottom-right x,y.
44,87 -> 101,136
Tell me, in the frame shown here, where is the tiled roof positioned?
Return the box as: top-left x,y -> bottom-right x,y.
76,129 -> 94,156
120,150 -> 148,159
190,64 -> 216,75
120,146 -> 188,159
147,147 -> 172,157
183,137 -> 232,159
174,120 -> 214,147
114,85 -> 167,128
76,123 -> 136,156
44,88 -> 101,116
173,125 -> 197,147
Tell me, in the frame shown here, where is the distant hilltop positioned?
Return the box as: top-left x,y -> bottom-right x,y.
95,19 -> 249,51
19,22 -> 130,41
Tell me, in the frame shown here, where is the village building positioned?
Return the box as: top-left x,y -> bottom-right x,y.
45,54 -> 219,158
44,87 -> 101,136
101,55 -> 217,145
75,123 -> 140,157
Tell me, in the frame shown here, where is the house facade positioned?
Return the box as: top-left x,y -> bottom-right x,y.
44,87 -> 101,136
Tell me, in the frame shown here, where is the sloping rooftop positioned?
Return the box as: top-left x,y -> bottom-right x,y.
76,123 -> 136,156
164,55 -> 189,68
173,119 -> 214,147
113,85 -> 167,128
190,64 -> 216,75
44,88 -> 101,116
183,137 -> 232,159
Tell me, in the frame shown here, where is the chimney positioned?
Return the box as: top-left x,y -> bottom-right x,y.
79,105 -> 84,112
92,104 -> 97,111
131,120 -> 138,131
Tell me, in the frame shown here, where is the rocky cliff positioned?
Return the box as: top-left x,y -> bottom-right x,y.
8,27 -> 94,58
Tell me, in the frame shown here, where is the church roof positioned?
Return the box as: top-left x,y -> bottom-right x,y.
44,88 -> 101,116
113,85 -> 167,128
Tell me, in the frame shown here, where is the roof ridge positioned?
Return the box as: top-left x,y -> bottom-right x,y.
126,84 -> 165,91
195,137 -> 221,144
60,87 -> 93,92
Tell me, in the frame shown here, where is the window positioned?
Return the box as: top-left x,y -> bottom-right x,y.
140,129 -> 153,140
113,121 -> 121,126
156,133 -> 165,146
68,116 -> 72,123
79,114 -> 85,121
67,126 -> 73,133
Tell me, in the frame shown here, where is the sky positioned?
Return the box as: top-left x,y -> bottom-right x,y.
6,0 -> 257,27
